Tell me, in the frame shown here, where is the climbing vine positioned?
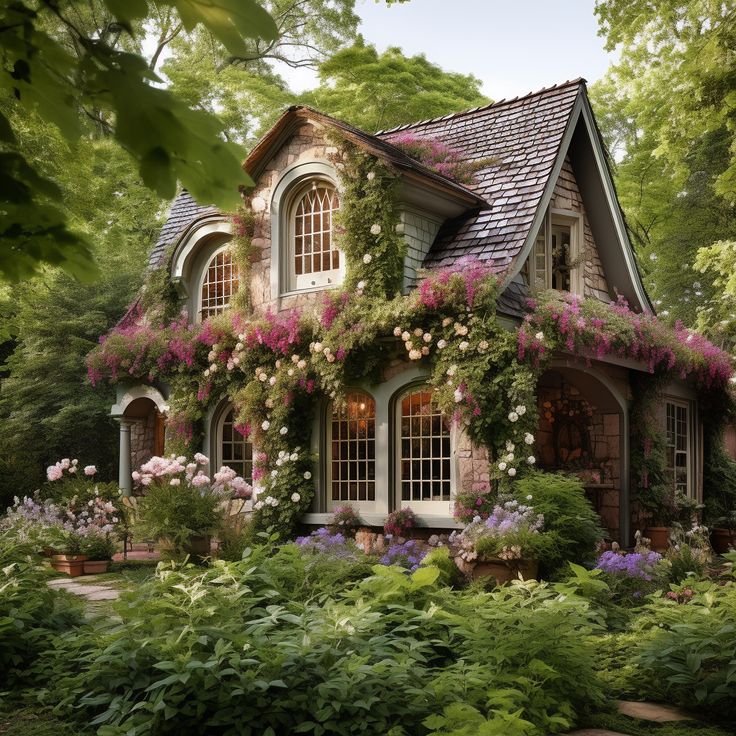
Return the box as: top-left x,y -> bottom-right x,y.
87,148 -> 735,537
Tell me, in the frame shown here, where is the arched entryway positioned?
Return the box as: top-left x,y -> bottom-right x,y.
536,363 -> 630,543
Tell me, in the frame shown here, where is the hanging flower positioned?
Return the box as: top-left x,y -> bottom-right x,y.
304,471 -> 312,480
370,224 -> 381,235
261,420 -> 271,431
291,492 -> 301,503
508,411 -> 519,422
437,339 -> 447,349
527,456 -> 536,464
279,426 -> 288,435
524,433 -> 535,445
508,467 -> 517,477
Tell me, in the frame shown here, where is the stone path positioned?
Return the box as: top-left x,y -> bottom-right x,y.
566,699 -> 696,735
47,577 -> 120,601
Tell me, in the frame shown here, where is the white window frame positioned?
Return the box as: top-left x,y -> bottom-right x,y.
326,390 -> 377,513
196,244 -> 239,322
394,386 -> 456,516
665,398 -> 691,497
528,208 -> 584,294
215,405 -> 254,487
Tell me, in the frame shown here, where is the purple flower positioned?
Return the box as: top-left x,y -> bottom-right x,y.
595,550 -> 662,581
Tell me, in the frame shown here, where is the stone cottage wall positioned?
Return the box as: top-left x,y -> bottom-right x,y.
129,411 -> 157,471
551,157 -> 610,302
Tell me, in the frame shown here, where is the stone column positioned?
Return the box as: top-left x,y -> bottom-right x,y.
118,419 -> 132,497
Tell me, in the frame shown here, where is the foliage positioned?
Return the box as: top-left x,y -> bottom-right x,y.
133,455 -> 251,558
303,39 -> 489,133
0,0 -> 282,281
45,550 -> 604,735
510,472 -> 603,577
80,533 -> 118,561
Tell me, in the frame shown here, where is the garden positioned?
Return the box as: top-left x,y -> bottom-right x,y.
2,450 -> 736,736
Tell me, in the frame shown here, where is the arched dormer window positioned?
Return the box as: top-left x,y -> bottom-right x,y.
199,247 -> 238,320
289,181 -> 341,292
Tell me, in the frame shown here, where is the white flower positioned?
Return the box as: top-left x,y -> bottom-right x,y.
459,341 -> 469,351
304,471 -> 312,480
261,420 -> 271,431
508,411 -> 519,422
401,331 -> 410,342
258,372 -> 267,382
453,388 -> 463,403
291,492 -> 301,503
370,223 -> 381,235
437,339 -> 447,349
288,368 -> 294,376
535,331 -> 545,341
290,453 -> 298,461
524,433 -> 535,445
516,405 -> 526,416
357,280 -> 366,290
279,426 -> 288,436
327,354 -> 336,362
313,342 -> 323,353
527,456 -> 536,465
409,349 -> 422,360
254,501 -> 263,511
363,253 -> 373,264
421,346 -> 430,355
478,340 -> 489,351
442,317 -> 453,327
297,359 -> 306,369
323,346 -> 331,355
209,364 -> 218,373
265,398 -> 274,408
508,467 -> 517,477
423,332 -> 432,343
271,470 -> 278,478
447,365 -> 457,376
269,376 -> 276,386
367,171 -> 376,181
170,478 -> 180,486
204,369 -> 210,377
393,326 -> 402,337
454,323 -> 468,336
498,462 -> 507,471
414,327 -> 423,337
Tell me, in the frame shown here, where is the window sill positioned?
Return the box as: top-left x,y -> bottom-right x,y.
280,284 -> 341,298
301,512 -> 462,530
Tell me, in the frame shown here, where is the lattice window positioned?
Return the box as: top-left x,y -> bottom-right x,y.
330,391 -> 376,502
201,249 -> 238,319
399,390 -> 451,503
220,407 -> 253,485
293,183 -> 340,288
666,401 -> 689,494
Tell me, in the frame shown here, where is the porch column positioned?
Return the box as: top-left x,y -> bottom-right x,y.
118,419 -> 133,497
619,406 -> 630,546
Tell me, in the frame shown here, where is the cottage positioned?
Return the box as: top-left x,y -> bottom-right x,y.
99,79 -> 730,545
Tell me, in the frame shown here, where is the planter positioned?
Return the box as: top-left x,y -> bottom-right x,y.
458,557 -> 538,586
711,528 -> 736,554
159,535 -> 212,562
644,526 -> 671,552
83,560 -> 111,574
50,554 -> 87,577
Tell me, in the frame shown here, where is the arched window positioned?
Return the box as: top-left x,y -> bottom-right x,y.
398,389 -> 452,507
329,391 -> 376,506
291,182 -> 340,291
218,407 -> 253,484
200,248 -> 238,319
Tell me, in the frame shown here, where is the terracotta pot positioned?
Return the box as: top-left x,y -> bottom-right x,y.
464,558 -> 539,585
644,527 -> 671,552
50,554 -> 87,577
711,528 -> 736,554
83,560 -> 111,574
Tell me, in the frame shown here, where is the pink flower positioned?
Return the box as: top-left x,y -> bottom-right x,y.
46,464 -> 63,482
84,465 -> 97,477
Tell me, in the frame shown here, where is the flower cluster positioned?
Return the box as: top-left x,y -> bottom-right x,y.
379,539 -> 428,572
330,504 -> 361,533
47,457 -> 97,481
384,507 -> 417,538
295,527 -> 357,559
595,549 -> 663,581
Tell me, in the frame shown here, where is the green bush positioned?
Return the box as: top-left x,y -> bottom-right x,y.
49,550 -> 604,735
511,472 -> 603,576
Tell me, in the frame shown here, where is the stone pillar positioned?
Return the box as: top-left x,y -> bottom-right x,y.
118,419 -> 132,497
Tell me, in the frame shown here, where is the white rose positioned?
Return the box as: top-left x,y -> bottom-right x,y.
508,467 -> 517,477
442,317 -> 452,327
516,405 -> 526,416
401,331 -> 410,342
363,254 -> 373,264
437,339 -> 447,350
479,340 -> 489,351
204,369 -> 210,377
423,333 -> 432,343
303,471 -> 312,480
370,224 -> 381,235
209,364 -> 218,373
393,326 -> 402,337
269,376 -> 276,386
459,341 -> 469,351
498,462 -> 507,471
291,492 -> 301,503
409,349 -> 422,360
297,360 -> 306,369
367,171 -> 376,181
524,433 -> 535,445
261,420 -> 270,431
527,456 -> 536,465
313,342 -> 323,353
414,327 -> 423,337
454,388 -> 463,403
421,346 -> 430,355
508,411 -> 519,423
258,372 -> 267,382
279,426 -> 288,435
357,281 -> 366,290
535,331 -> 545,341
447,365 -> 457,376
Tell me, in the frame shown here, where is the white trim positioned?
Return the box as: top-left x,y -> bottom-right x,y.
111,384 -> 168,418
664,396 -> 695,498
195,242 -> 238,322
170,218 -> 233,283
302,512 -> 462,529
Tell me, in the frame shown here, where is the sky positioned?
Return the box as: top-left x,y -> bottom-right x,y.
281,0 -> 617,100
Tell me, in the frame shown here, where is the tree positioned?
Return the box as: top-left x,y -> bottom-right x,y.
301,39 -> 489,132
591,1 -> 736,326
0,0 -> 278,282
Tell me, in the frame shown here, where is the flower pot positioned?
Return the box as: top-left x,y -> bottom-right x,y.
83,560 -> 111,574
711,528 -> 736,554
50,554 -> 87,577
644,527 -> 671,552
464,558 -> 539,586
186,535 -> 212,561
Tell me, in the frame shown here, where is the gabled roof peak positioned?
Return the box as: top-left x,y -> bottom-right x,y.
374,78 -> 587,135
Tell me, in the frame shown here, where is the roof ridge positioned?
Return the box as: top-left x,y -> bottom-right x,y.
374,77 -> 586,136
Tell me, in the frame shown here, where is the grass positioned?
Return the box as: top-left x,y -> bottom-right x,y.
581,712 -> 735,736
0,706 -> 82,736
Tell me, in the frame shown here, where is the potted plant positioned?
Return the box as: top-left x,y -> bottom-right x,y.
81,532 -> 118,573
449,499 -> 546,585
133,455 -> 251,562
384,507 -> 417,540
638,484 -> 677,551
50,532 -> 87,577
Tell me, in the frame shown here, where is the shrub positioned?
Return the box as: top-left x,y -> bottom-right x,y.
595,549 -> 667,605
384,507 -> 417,537
50,550 -> 605,735
511,472 -> 603,576
329,504 -> 361,534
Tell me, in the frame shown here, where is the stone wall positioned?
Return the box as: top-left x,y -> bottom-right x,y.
130,411 -> 157,471
551,156 -> 610,302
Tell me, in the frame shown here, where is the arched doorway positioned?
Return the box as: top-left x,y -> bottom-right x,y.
536,364 -> 629,542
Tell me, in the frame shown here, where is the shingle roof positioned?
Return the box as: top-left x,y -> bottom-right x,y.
148,189 -> 219,268
376,79 -> 583,269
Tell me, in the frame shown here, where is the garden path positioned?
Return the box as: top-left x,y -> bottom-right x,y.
47,577 -> 120,601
